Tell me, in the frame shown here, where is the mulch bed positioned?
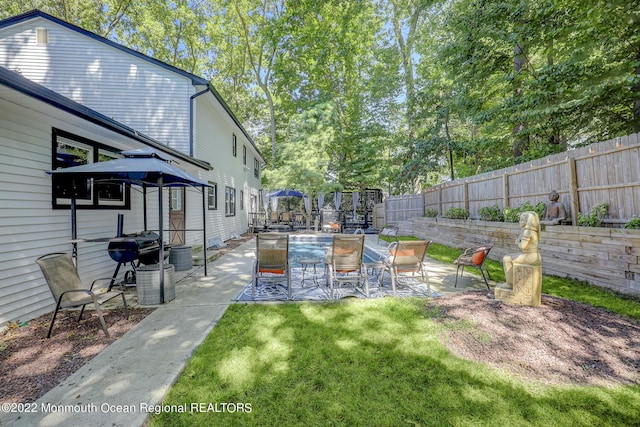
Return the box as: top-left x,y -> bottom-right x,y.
427,291 -> 640,386
0,307 -> 154,403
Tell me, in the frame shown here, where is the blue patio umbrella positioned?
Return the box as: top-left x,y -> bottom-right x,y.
266,188 -> 304,198
267,189 -> 304,214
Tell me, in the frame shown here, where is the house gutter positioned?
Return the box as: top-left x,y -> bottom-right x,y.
190,87 -> 210,157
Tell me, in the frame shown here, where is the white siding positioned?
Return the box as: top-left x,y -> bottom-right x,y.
0,94 -> 169,329
0,17 -> 193,154
192,94 -> 262,242
0,105 -> 60,325
0,12 -> 262,328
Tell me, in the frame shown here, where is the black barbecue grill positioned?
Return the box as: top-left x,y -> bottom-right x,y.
107,231 -> 170,290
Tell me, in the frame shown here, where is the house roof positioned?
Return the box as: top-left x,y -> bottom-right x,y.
0,9 -> 265,164
48,148 -> 213,188
0,65 -> 212,170
0,9 -> 209,86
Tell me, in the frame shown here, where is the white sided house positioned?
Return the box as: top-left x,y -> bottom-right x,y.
0,10 -> 265,328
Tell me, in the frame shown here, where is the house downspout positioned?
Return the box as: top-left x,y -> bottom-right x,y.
190,87 -> 210,157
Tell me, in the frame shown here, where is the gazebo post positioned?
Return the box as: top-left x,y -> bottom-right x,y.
158,175 -> 165,303
70,179 -> 77,266
202,185 -> 208,276
143,185 -> 147,231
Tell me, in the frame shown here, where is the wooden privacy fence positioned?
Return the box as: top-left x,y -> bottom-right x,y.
372,203 -> 386,228
416,132 -> 640,226
384,194 -> 423,224
381,131 -> 640,295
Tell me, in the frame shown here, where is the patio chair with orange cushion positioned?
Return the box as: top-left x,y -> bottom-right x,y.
322,221 -> 342,233
453,245 -> 493,290
35,252 -> 129,338
383,240 -> 432,296
252,233 -> 291,299
325,234 -> 369,298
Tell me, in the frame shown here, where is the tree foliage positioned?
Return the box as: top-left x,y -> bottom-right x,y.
2,0 -> 639,194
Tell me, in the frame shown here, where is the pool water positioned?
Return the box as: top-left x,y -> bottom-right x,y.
288,235 -> 380,267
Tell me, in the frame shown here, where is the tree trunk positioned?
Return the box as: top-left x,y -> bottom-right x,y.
547,39 -> 562,146
444,113 -> 455,180
512,42 -> 529,159
634,46 -> 640,133
258,80 -> 278,162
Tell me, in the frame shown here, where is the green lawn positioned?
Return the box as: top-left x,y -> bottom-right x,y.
149,240 -> 640,426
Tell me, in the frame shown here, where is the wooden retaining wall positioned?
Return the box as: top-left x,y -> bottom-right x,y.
405,217 -> 640,296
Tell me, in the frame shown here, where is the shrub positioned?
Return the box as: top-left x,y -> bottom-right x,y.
478,205 -> 504,222
424,208 -> 438,218
577,203 -> 609,227
624,216 -> 640,229
503,201 -> 546,222
444,207 -> 469,219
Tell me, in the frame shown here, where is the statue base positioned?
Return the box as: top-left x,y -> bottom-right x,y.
494,263 -> 542,307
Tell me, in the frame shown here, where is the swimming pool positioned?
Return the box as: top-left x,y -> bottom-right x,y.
288,235 -> 382,267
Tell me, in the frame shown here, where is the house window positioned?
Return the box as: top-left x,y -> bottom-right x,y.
52,128 -> 129,209
170,188 -> 182,211
36,28 -> 48,45
97,149 -> 125,205
207,182 -> 217,210
232,134 -> 237,157
243,145 -> 247,165
254,158 -> 260,178
225,187 -> 236,216
240,190 -> 244,210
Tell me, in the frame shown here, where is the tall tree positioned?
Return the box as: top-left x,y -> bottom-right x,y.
381,0 -> 432,192
113,0 -> 209,74
229,0 -> 285,163
275,0 -> 383,191
0,0 -> 133,36
262,102 -> 340,227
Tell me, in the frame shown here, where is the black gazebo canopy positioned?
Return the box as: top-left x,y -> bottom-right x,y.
48,148 -> 212,302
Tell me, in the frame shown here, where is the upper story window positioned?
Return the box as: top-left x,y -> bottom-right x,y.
243,145 -> 247,165
52,128 -> 129,209
254,158 -> 260,179
232,134 -> 237,157
36,28 -> 48,45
